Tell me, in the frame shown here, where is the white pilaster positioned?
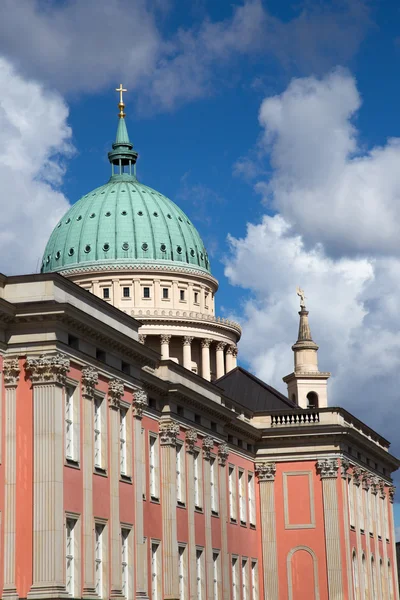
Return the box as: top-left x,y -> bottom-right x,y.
257,462 -> 279,600
185,429 -> 198,600
218,444 -> 230,600
317,458 -> 344,599
201,339 -> 212,381
26,353 -> 71,600
183,337 -> 194,370
3,358 -> 20,600
161,335 -> 172,361
108,379 -> 125,599
202,437 -> 215,600
215,343 -> 226,379
160,419 -> 180,600
81,367 -> 99,599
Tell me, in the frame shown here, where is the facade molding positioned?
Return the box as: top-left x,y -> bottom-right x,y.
26,352 -> 70,386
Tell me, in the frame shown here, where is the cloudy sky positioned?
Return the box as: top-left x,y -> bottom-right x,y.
1,0 -> 400,533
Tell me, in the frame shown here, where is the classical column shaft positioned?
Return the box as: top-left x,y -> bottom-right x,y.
160,420 -> 180,600
340,461 -> 354,600
161,335 -> 171,361
108,379 -> 125,598
183,337 -> 193,370
3,359 -> 20,600
186,430 -> 198,600
225,347 -> 235,373
317,459 -> 344,599
82,368 -> 99,598
133,391 -> 149,600
215,344 -> 226,379
201,340 -> 212,381
257,463 -> 279,600
27,353 -> 70,600
218,445 -> 230,600
203,438 -> 214,600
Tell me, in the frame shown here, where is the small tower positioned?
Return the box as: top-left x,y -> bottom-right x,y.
283,288 -> 330,409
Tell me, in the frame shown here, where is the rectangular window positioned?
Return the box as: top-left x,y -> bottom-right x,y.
369,489 -> 374,535
384,495 -> 389,540
239,469 -> 247,524
149,434 -> 160,500
66,518 -> 77,596
364,487 -> 369,535
248,472 -> 256,526
162,288 -> 169,299
143,287 -> 150,299
231,557 -> 239,600
103,288 -> 110,299
180,289 -> 185,301
94,397 -> 103,469
120,408 -> 127,476
176,443 -> 186,505
196,548 -> 205,600
121,528 -> 130,598
205,292 -> 209,308
210,457 -> 218,514
142,427 -> 146,498
213,551 -> 220,600
95,523 -> 105,598
251,560 -> 258,600
357,484 -> 364,531
229,465 -> 237,521
194,291 -> 199,304
151,541 -> 161,600
242,558 -> 248,600
123,287 -> 130,298
178,545 -> 187,600
65,386 -> 76,461
348,478 -> 355,528
194,449 -> 203,509
376,493 -> 382,538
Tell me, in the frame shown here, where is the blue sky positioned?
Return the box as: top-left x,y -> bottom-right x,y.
0,0 -> 400,534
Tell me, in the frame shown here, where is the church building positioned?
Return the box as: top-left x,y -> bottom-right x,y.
0,89 -> 398,600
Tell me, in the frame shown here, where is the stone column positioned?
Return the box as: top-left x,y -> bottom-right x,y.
388,487 -> 399,599
133,390 -> 150,600
317,458 -> 344,599
81,367 -> 99,599
231,347 -> 238,369
218,444 -> 230,600
3,358 -> 20,600
215,343 -> 226,379
185,429 -> 198,600
202,437 -> 215,600
161,335 -> 172,361
183,337 -> 194,370
340,460 -> 354,600
225,346 -> 236,373
160,419 -> 180,600
108,379 -> 125,599
26,353 -> 71,600
256,462 -> 279,600
201,339 -> 212,381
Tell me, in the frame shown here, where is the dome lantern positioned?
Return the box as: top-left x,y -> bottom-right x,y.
107,85 -> 138,179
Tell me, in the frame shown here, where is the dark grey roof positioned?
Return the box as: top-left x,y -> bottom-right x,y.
214,367 -> 297,412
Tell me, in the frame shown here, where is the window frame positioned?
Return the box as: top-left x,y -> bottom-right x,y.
149,432 -> 160,501
194,448 -> 203,510
228,464 -> 237,522
248,472 -> 256,526
65,382 -> 80,464
94,393 -> 107,472
95,520 -> 107,599
176,441 -> 186,506
66,514 -> 80,597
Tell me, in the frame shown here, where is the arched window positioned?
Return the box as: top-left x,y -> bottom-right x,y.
371,557 -> 377,600
379,558 -> 385,600
388,561 -> 393,599
306,391 -> 318,409
352,551 -> 359,599
362,554 -> 368,598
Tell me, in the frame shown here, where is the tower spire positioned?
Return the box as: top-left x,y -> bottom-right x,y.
283,288 -> 330,409
108,85 -> 138,179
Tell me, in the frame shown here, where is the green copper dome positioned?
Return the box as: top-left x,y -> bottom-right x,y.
41,111 -> 210,276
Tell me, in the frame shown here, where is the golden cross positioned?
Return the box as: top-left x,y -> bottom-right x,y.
116,84 -> 127,105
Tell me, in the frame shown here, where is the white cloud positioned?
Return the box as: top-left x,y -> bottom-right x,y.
0,58 -> 72,275
255,69 -> 400,256
226,70 -> 400,475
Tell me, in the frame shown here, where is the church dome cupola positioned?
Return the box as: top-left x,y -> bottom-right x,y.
107,85 -> 138,179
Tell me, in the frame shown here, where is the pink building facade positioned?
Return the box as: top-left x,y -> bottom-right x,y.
0,273 -> 398,600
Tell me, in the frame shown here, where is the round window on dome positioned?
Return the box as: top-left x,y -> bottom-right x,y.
200,252 -> 204,260
84,245 -> 91,253
76,215 -> 82,221
57,222 -> 61,228
46,255 -> 51,264
142,243 -> 149,251
167,214 -> 172,219
65,218 -> 71,224
103,243 -> 110,252
121,211 -> 127,216
160,244 -> 166,252
178,217 -> 183,222
68,248 -> 74,256
138,211 -> 143,216
177,246 -> 182,254
153,212 -> 158,217
55,251 -> 61,260
190,248 -> 195,257
105,211 -> 111,217
90,213 -> 96,218
122,242 -> 129,251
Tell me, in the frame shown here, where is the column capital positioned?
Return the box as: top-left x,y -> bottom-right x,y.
378,479 -> 386,499
362,473 -> 371,490
160,334 -> 172,345
201,338 -> 213,348
81,366 -> 98,399
340,458 -> 351,479
185,428 -> 197,454
138,334 -> 147,345
183,336 -> 194,346
370,475 -> 380,495
26,352 -> 70,385
256,462 -> 276,482
202,436 -> 214,461
108,378 -> 124,410
159,419 -> 180,446
317,458 -> 339,479
352,465 -> 364,486
3,358 -> 20,387
218,442 -> 229,466
133,389 -> 148,419
216,342 -> 226,351
388,485 -> 396,503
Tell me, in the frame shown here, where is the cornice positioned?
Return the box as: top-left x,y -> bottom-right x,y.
135,310 -> 241,336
